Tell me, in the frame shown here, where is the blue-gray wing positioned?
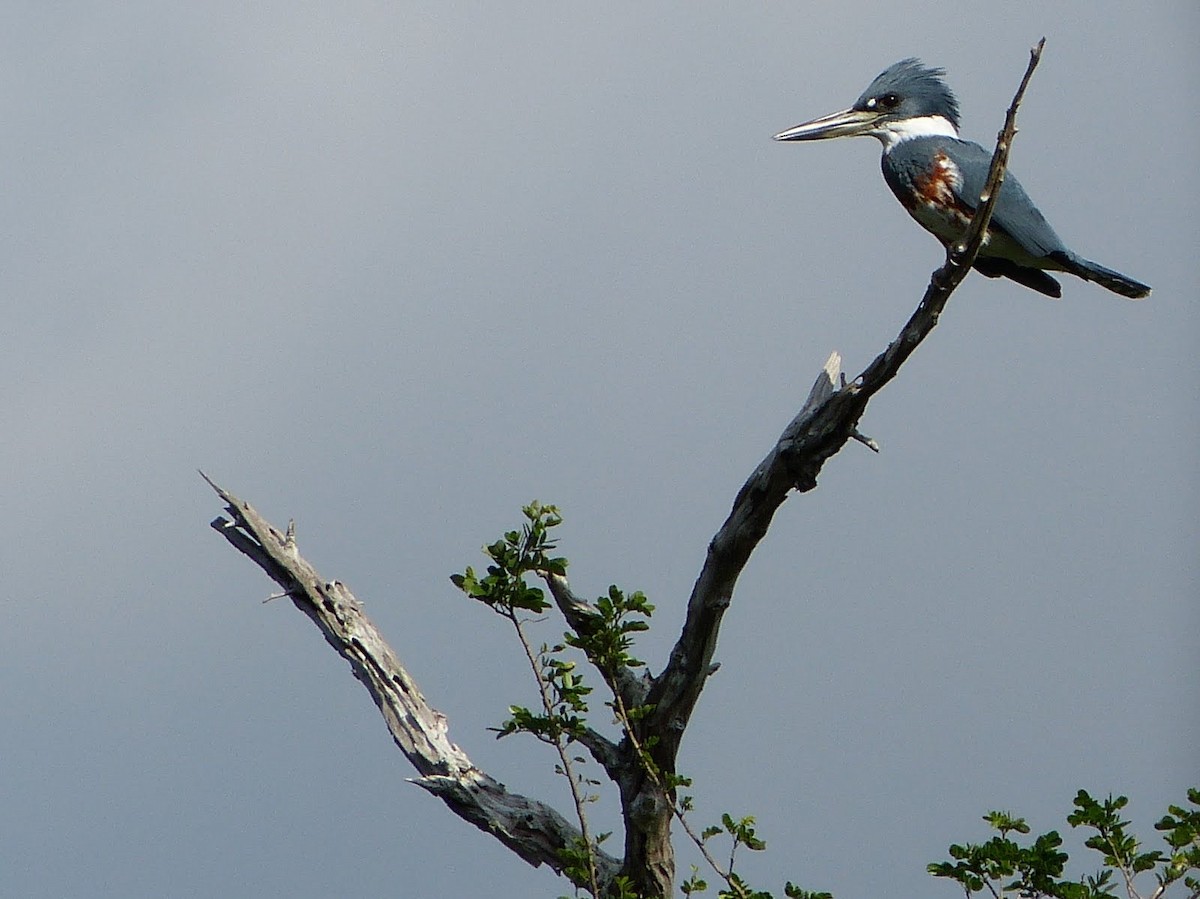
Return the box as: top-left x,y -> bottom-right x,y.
941,138 -> 1068,258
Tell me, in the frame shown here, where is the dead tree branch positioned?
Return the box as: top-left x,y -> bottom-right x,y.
622,40 -> 1045,895
645,37 -> 1045,765
203,473 -> 621,890
206,42 -> 1044,899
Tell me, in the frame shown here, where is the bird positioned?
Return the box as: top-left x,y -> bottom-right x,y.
772,58 -> 1150,300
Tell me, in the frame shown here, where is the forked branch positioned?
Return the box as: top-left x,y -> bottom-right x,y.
644,38 -> 1046,767
206,41 -> 1046,899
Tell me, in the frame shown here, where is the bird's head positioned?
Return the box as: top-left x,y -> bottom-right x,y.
773,58 -> 961,150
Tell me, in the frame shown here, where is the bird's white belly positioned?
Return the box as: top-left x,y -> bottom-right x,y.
906,202 -> 1050,269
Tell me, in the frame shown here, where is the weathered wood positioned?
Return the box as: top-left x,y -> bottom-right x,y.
203,474 -> 621,888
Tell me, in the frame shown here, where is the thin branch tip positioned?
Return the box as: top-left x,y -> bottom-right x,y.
851,430 -> 881,453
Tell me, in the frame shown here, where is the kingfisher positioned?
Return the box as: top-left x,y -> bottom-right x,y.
773,59 -> 1150,299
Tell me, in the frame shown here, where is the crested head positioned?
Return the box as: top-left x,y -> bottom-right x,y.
772,56 -> 961,151
854,58 -> 960,132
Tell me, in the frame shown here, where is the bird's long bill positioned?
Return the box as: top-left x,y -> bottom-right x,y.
773,107 -> 881,141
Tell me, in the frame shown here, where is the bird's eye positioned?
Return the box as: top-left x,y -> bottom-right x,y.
879,93 -> 901,109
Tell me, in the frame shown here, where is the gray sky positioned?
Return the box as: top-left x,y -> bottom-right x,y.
2,4 -> 1196,898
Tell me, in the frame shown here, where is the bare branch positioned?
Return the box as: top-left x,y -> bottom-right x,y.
542,570 -> 600,629
645,42 -> 1047,765
544,572 -> 653,712
203,475 -> 620,889
570,721 -> 624,781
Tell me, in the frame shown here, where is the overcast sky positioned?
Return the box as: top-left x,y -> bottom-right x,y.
2,4 -> 1196,898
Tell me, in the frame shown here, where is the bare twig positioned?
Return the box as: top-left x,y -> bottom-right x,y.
506,611 -> 602,898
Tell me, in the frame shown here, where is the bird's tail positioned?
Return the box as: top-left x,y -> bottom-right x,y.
1050,251 -> 1151,300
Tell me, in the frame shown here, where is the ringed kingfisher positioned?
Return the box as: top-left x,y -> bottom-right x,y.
773,59 -> 1151,300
